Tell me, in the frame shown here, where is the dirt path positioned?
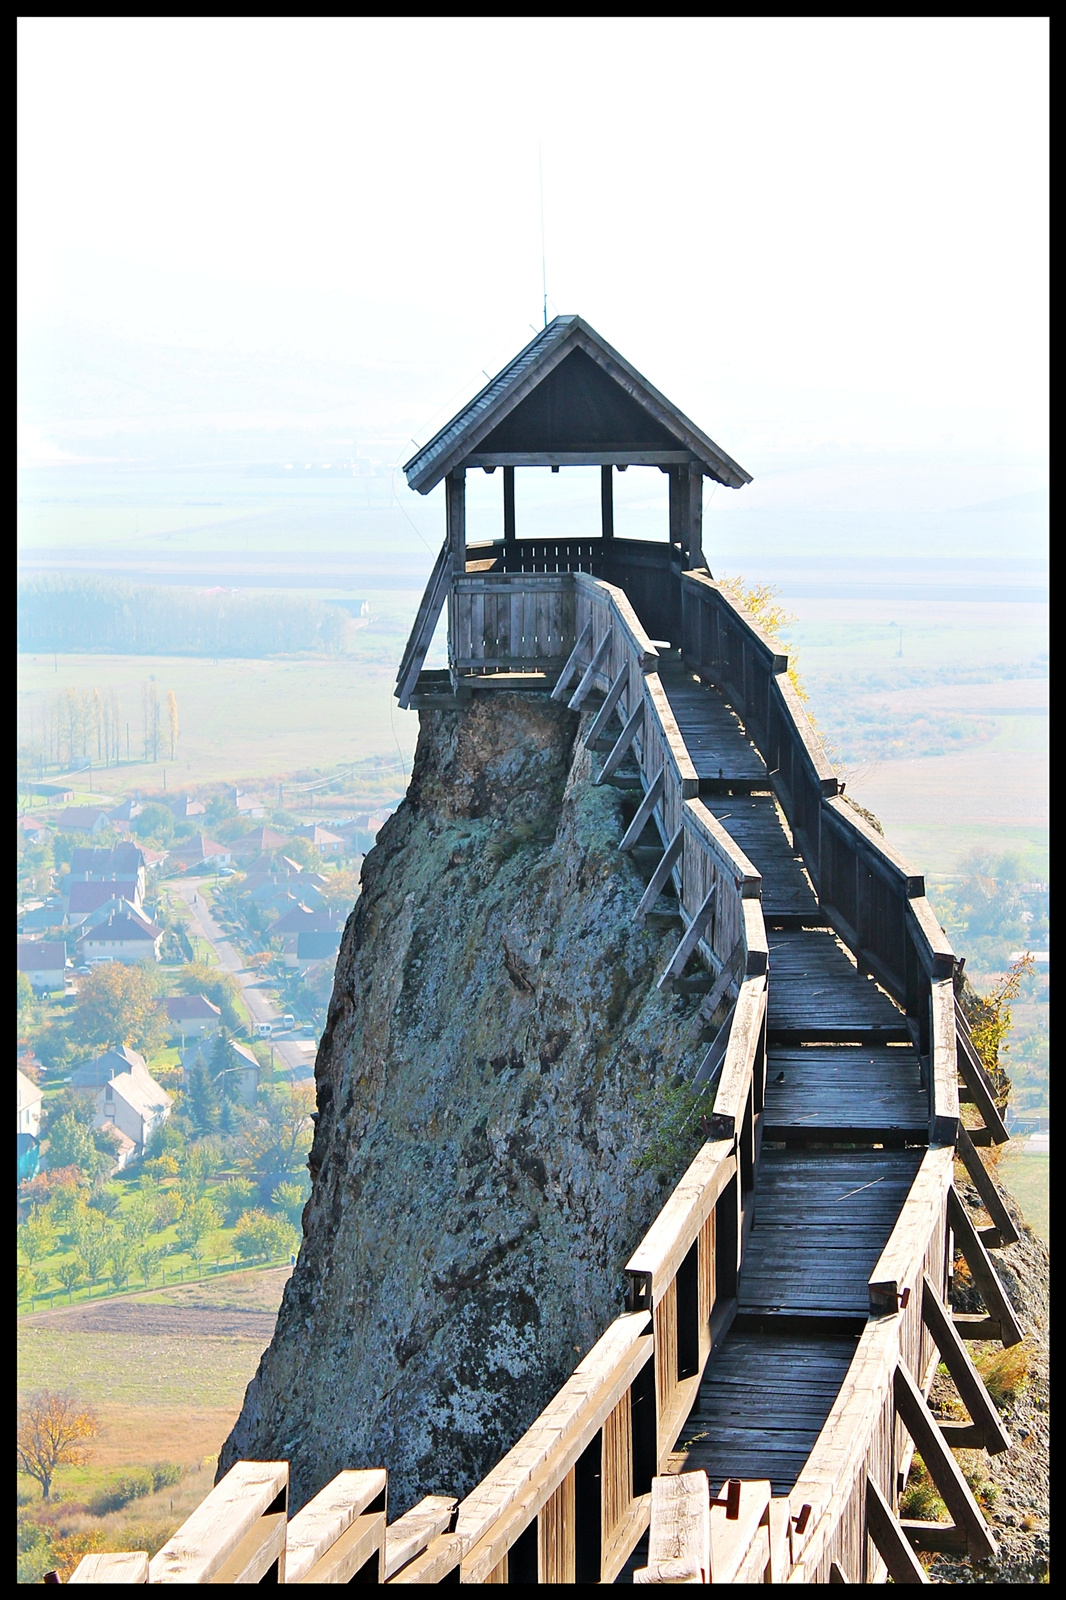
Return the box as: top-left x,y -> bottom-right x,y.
26,1302 -> 280,1339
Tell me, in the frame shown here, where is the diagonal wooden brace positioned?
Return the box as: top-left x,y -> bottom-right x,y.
569,627 -> 613,710
894,1360 -> 997,1562
658,885 -> 717,989
550,619 -> 593,702
921,1275 -> 1010,1454
619,767 -> 666,852
955,1123 -> 1019,1247
947,1187 -> 1024,1347
583,664 -> 629,748
596,699 -> 645,784
634,827 -> 684,923
865,1476 -> 929,1585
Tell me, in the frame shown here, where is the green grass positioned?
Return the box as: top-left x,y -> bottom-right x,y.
997,1152 -> 1049,1243
18,1324 -> 265,1409
18,1175 -> 295,1316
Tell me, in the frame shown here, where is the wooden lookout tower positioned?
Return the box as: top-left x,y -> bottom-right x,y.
396,316 -> 751,707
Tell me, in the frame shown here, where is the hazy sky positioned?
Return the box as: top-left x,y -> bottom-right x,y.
18,18 -> 1048,508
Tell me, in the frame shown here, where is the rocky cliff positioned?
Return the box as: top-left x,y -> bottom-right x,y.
219,693 -> 709,1513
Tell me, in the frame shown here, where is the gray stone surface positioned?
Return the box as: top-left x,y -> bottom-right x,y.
219,693 -> 708,1514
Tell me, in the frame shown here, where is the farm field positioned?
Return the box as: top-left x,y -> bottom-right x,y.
996,1152 -> 1049,1245
18,650 -> 419,793
17,1269 -> 291,1578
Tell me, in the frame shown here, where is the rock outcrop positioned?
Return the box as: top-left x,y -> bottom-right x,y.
219,693 -> 708,1512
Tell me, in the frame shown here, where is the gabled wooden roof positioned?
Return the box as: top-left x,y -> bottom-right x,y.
403,315 -> 751,493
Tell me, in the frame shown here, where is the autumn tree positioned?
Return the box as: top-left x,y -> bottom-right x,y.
166,690 -> 179,759
318,869 -> 362,916
70,962 -> 167,1055
17,1391 -> 98,1500
240,1083 -> 315,1200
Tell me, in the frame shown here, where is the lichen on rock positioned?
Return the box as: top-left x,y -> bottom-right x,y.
219,692 -> 708,1513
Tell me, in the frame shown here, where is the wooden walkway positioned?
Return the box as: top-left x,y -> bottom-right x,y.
655,658 -> 929,1508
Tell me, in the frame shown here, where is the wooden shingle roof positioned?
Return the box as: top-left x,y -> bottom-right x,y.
403,315 -> 751,493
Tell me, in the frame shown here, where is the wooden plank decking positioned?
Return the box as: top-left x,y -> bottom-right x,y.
764,1045 -> 927,1142
655,661 -> 767,789
702,794 -> 820,922
671,1335 -> 858,1496
766,929 -> 910,1042
653,651 -> 932,1509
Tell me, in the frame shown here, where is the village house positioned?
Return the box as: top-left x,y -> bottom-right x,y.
272,903 -> 338,937
69,844 -> 148,899
169,794 -> 206,819
18,1068 -> 43,1138
231,826 -> 291,861
167,834 -> 231,871
180,1037 -> 259,1104
94,1070 -> 172,1154
78,910 -> 164,964
162,993 -> 223,1042
295,823 -> 346,855
56,807 -> 112,836
229,787 -> 266,818
71,1045 -> 153,1093
18,816 -> 52,847
17,941 -> 69,992
286,928 -> 343,969
65,879 -> 143,926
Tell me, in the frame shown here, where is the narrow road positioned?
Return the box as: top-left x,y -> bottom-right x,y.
166,876 -> 316,1083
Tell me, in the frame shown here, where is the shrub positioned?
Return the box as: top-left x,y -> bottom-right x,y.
899,1455 -> 947,1522
271,1179 -> 310,1230
142,1155 -> 180,1180
232,1208 -> 296,1262
91,1466 -> 156,1515
87,1185 -> 123,1218
218,1176 -> 256,1226
976,1342 -> 1031,1409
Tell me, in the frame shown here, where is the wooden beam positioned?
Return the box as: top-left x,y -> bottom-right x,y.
503,465 -> 516,542
620,767 -> 666,852
947,1120 -> 1017,1241
293,1512 -> 385,1584
384,1496 -> 458,1580
569,628 -> 613,710
550,618 -> 593,702
682,463 -> 703,568
465,450 -> 697,468
285,1469 -> 387,1583
955,1020 -> 1010,1144
633,1472 -> 710,1584
148,1460 -> 288,1584
445,469 -> 466,574
894,1361 -> 996,1561
634,827 -> 684,922
953,1314 -> 1003,1341
596,699 -> 645,784
947,1187 -> 1024,1346
68,1553 -> 148,1583
584,664 -> 629,748
708,1479 -> 771,1585
396,541 -> 451,708
901,1520 -> 968,1553
921,1274 -> 1011,1454
601,464 -> 614,540
865,1475 -> 930,1584
657,886 -> 717,989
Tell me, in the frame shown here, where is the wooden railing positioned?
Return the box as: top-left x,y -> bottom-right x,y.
72,567 -> 1023,1584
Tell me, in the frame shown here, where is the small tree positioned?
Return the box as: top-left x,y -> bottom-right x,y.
232,1208 -> 296,1263
108,1233 -> 135,1292
18,970 -> 35,1024
271,1178 -> 310,1231
184,1054 -> 220,1135
218,1176 -> 257,1225
135,1243 -> 163,1288
165,690 -> 179,760
47,1114 -> 109,1183
176,1196 -> 220,1256
19,1213 -> 56,1264
18,1391 -> 99,1500
56,1258 -> 84,1302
